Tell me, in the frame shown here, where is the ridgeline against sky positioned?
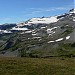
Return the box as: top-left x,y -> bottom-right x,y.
0,0 -> 74,24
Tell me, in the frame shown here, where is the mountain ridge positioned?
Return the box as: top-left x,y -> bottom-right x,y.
0,8 -> 75,57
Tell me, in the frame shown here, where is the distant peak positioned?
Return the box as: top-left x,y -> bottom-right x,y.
69,8 -> 75,13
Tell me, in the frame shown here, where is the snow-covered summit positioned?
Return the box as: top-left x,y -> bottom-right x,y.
16,9 -> 75,27
69,8 -> 75,14
28,16 -> 59,24
17,16 -> 59,26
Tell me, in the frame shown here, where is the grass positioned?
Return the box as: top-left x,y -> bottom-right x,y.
61,26 -> 73,36
0,57 -> 75,75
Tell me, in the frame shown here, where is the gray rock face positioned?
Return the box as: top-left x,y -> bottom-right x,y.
0,9 -> 75,57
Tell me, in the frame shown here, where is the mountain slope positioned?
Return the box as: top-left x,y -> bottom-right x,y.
0,9 -> 75,57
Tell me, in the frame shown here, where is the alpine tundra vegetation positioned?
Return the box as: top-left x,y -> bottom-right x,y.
0,0 -> 74,75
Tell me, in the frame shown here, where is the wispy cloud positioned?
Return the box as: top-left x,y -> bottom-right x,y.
26,7 -> 72,16
0,18 -> 11,20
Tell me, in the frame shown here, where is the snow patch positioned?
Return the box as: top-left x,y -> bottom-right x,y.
32,33 -> 37,36
28,17 -> 59,24
39,39 -> 42,41
3,30 -> 12,33
66,36 -> 70,40
41,27 -> 46,29
25,30 -> 32,33
11,27 -> 28,31
55,38 -> 63,42
0,30 -> 12,34
48,41 -> 55,43
33,37 -> 41,39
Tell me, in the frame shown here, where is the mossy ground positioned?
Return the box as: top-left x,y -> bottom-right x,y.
0,57 -> 75,75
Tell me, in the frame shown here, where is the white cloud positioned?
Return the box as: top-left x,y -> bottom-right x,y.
0,18 -> 11,20
26,7 -> 71,16
54,7 -> 71,10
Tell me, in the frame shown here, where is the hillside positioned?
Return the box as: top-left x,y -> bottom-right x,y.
0,9 -> 75,57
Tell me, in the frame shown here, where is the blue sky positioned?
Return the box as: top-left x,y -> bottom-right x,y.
0,0 -> 74,24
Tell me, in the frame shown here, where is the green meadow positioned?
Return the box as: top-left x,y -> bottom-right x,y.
0,57 -> 75,75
